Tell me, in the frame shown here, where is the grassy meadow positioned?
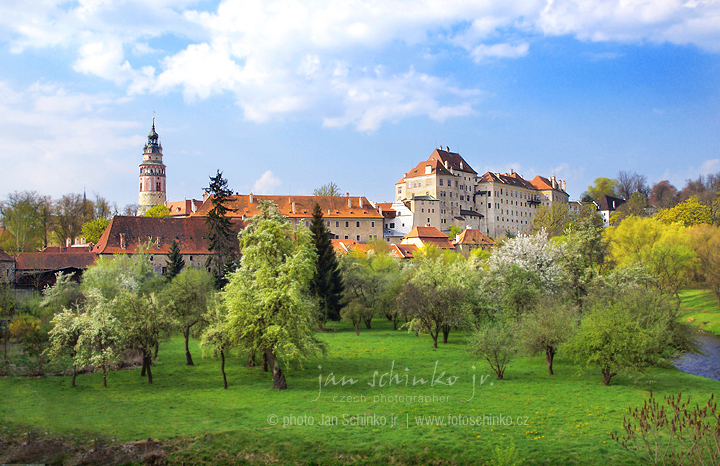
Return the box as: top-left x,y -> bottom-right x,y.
2,313 -> 720,465
679,289 -> 720,336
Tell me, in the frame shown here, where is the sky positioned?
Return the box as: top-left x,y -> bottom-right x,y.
1,0 -> 719,210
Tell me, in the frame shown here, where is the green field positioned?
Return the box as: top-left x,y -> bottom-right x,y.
678,289 -> 720,336
2,315 -> 719,465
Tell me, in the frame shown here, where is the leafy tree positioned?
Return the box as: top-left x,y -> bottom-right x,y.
689,224 -> 720,306
564,287 -> 697,386
46,308 -> 83,387
612,191 -> 650,223
0,191 -> 44,254
224,200 -> 321,389
649,180 -> 678,210
75,301 -> 122,388
312,182 -> 343,197
654,196 -> 713,227
115,291 -> 171,384
500,265 -> 542,321
200,297 -> 236,389
396,258 -> 470,348
519,298 -> 578,375
309,204 -> 344,323
40,272 -> 84,314
340,254 -> 384,331
162,268 -> 214,365
531,202 -> 570,238
467,320 -> 518,380
341,301 -> 374,336
204,170 -> 237,287
447,224 -> 463,238
81,217 -> 111,244
587,177 -> 619,201
605,216 -> 695,307
9,315 -> 49,375
558,212 -> 607,308
164,240 -> 185,281
143,205 -> 171,217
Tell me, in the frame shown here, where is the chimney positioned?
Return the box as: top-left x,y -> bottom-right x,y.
65,238 -> 71,247
292,202 -> 296,214
359,198 -> 363,208
456,233 -> 460,243
379,206 -> 383,214
562,180 -> 566,191
445,146 -> 449,151
120,233 -> 126,250
249,193 -> 253,204
510,168 -> 514,174
444,161 -> 449,169
348,197 -> 352,209
288,197 -> 292,204
460,162 -> 464,170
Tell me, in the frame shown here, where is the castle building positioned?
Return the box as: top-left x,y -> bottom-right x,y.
138,119 -> 167,215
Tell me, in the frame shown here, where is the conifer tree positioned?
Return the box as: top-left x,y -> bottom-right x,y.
204,170 -> 237,288
309,203 -> 344,322
165,240 -> 185,281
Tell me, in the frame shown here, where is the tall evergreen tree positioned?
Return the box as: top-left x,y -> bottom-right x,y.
165,240 -> 185,281
309,203 -> 344,322
204,170 -> 237,288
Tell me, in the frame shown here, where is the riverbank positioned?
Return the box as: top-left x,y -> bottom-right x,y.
678,289 -> 720,336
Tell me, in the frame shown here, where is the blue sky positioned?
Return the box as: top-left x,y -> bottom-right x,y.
1,0 -> 719,209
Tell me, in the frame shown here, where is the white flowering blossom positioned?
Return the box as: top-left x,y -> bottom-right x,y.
488,229 -> 565,287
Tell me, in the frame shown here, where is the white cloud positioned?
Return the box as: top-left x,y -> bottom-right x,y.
252,170 -> 282,194
470,42 -> 530,62
3,0 -> 720,131
0,81 -> 140,200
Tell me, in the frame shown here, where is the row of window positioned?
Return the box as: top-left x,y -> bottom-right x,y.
325,220 -> 377,228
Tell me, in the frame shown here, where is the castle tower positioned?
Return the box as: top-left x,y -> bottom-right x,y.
137,118 -> 167,215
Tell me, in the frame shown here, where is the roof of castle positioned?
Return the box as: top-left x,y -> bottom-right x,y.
192,195 -> 383,219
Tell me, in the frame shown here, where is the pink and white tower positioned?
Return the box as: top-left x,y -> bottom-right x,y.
138,118 -> 167,215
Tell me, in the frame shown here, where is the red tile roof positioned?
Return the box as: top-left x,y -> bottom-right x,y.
377,202 -> 396,219
403,226 -> 455,249
397,159 -> 454,183
92,216 -> 244,255
15,252 -> 97,271
167,199 -> 205,217
41,245 -> 93,253
192,195 -> 382,220
454,229 -> 495,246
391,244 -> 418,259
427,149 -> 477,175
477,171 -> 538,190
0,248 -> 13,262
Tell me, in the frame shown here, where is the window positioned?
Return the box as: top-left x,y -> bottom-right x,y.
189,256 -> 193,261
439,179 -> 444,186
390,222 -> 395,228
356,235 -> 360,241
356,221 -> 360,228
345,221 -> 349,227
327,221 -> 330,227
336,221 -> 340,227
371,221 -> 375,228
398,187 -> 402,193
305,221 -> 309,227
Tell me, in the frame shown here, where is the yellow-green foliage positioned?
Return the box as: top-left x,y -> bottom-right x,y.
654,196 -> 712,227
143,204 -> 171,217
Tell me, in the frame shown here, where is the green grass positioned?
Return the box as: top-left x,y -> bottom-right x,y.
1,317 -> 719,465
679,289 -> 720,335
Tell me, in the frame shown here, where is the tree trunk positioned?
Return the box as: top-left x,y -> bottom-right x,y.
431,334 -> 438,349
262,352 -> 269,372
184,328 -> 194,366
145,355 -> 153,384
246,350 -> 256,367
602,368 -> 616,386
545,347 -> 555,376
363,317 -> 372,329
221,350 -> 228,389
355,324 -> 360,336
265,349 -> 287,390
154,341 -> 159,358
141,357 -> 147,377
442,326 -> 450,344
71,365 -> 77,388
102,363 -> 107,388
